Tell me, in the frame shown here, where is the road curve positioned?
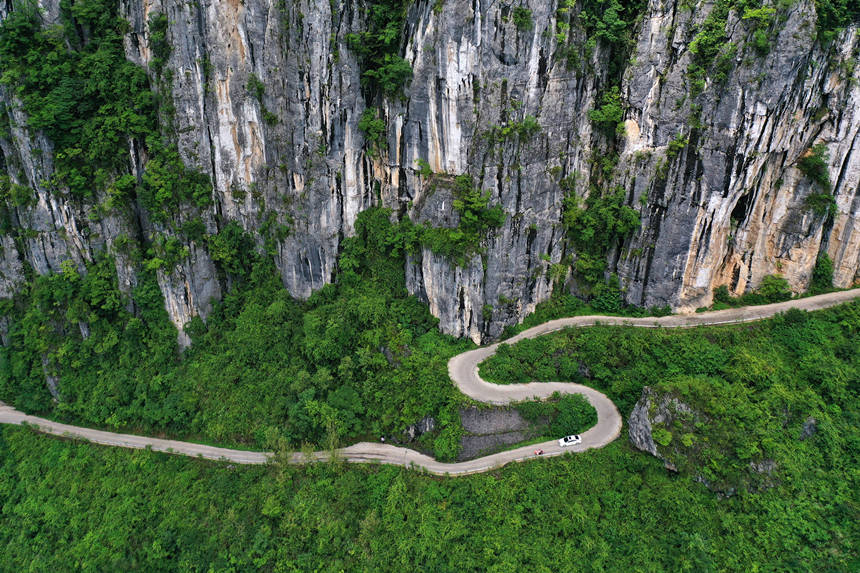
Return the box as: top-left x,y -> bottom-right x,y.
1,288 -> 858,476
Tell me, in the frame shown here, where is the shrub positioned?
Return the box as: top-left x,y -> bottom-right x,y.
550,394 -> 598,436
797,144 -> 832,192
667,134 -> 688,159
512,7 -> 533,31
563,186 -> 640,287
358,109 -> 386,155
653,427 -> 673,447
810,253 -> 833,293
756,274 -> 792,303
713,285 -> 732,304
346,0 -> 413,97
588,86 -> 625,136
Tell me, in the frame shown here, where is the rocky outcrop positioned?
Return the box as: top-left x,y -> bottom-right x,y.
0,0 -> 857,345
628,386 -> 697,469
629,386 -> 781,494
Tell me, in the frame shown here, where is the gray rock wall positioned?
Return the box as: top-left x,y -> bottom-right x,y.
0,0 -> 857,344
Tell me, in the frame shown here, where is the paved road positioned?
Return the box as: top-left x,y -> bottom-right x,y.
2,288 -> 858,476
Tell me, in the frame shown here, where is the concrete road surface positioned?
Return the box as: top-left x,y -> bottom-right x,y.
2,288 -> 857,476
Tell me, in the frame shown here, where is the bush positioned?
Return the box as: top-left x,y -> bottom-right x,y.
588,86 -> 625,136
563,186 -> 640,287
346,0 -> 413,97
417,175 -> 506,262
797,144 -> 832,192
653,427 -> 672,447
756,274 -> 792,303
358,109 -> 387,154
549,394 -> 598,436
512,7 -> 533,31
713,285 -> 732,304
810,253 -> 833,293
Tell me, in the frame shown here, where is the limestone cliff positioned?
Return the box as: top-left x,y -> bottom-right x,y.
0,0 -> 857,345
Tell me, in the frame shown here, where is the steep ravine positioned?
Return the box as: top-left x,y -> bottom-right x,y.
0,0 -> 857,346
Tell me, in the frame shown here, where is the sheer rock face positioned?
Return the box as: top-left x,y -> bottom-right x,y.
615,0 -> 860,311
0,0 -> 857,343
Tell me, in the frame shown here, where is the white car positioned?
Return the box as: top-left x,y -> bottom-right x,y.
558,434 -> 582,447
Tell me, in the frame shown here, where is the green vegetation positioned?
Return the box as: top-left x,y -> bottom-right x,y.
346,0 -> 412,97
686,0 -> 859,97
0,175 -> 35,208
418,175 -> 506,263
798,144 -> 832,191
588,86 -> 626,136
512,7 -> 534,31
483,296 -> 858,414
810,252 -> 834,293
486,114 -> 541,143
147,12 -> 171,75
246,73 -> 278,124
0,0 -> 211,222
798,144 -> 837,217
563,184 -> 640,289
2,314 -> 856,570
481,301 -> 859,492
709,274 -> 793,309
667,134 -> 689,159
815,0 -> 860,41
516,393 -> 598,436
0,0 -> 154,197
358,108 -> 386,155
742,5 -> 776,55
0,209 -> 472,458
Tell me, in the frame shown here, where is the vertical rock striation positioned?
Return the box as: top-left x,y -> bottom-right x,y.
0,0 -> 857,344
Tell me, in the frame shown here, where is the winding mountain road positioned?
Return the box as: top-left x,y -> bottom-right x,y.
2,288 -> 858,476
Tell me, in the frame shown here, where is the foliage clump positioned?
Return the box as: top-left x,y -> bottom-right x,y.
346,0 -> 413,96
0,0 -> 211,223
358,108 -> 386,155
512,7 -> 534,31
418,175 -> 506,263
563,184 -> 640,288
588,86 -> 626,137
810,252 -> 833,294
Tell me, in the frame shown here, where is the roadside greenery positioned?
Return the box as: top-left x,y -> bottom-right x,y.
709,274 -> 792,309
1,413 -> 855,570
480,301 -> 858,494
517,393 -> 598,436
0,208 -> 472,458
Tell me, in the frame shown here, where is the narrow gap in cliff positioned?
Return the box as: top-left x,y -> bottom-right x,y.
638,206 -> 665,306
684,129 -> 701,204
731,264 -> 742,292
537,49 -> 547,90
721,146 -> 737,198
832,129 -> 859,196
731,192 -> 752,230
